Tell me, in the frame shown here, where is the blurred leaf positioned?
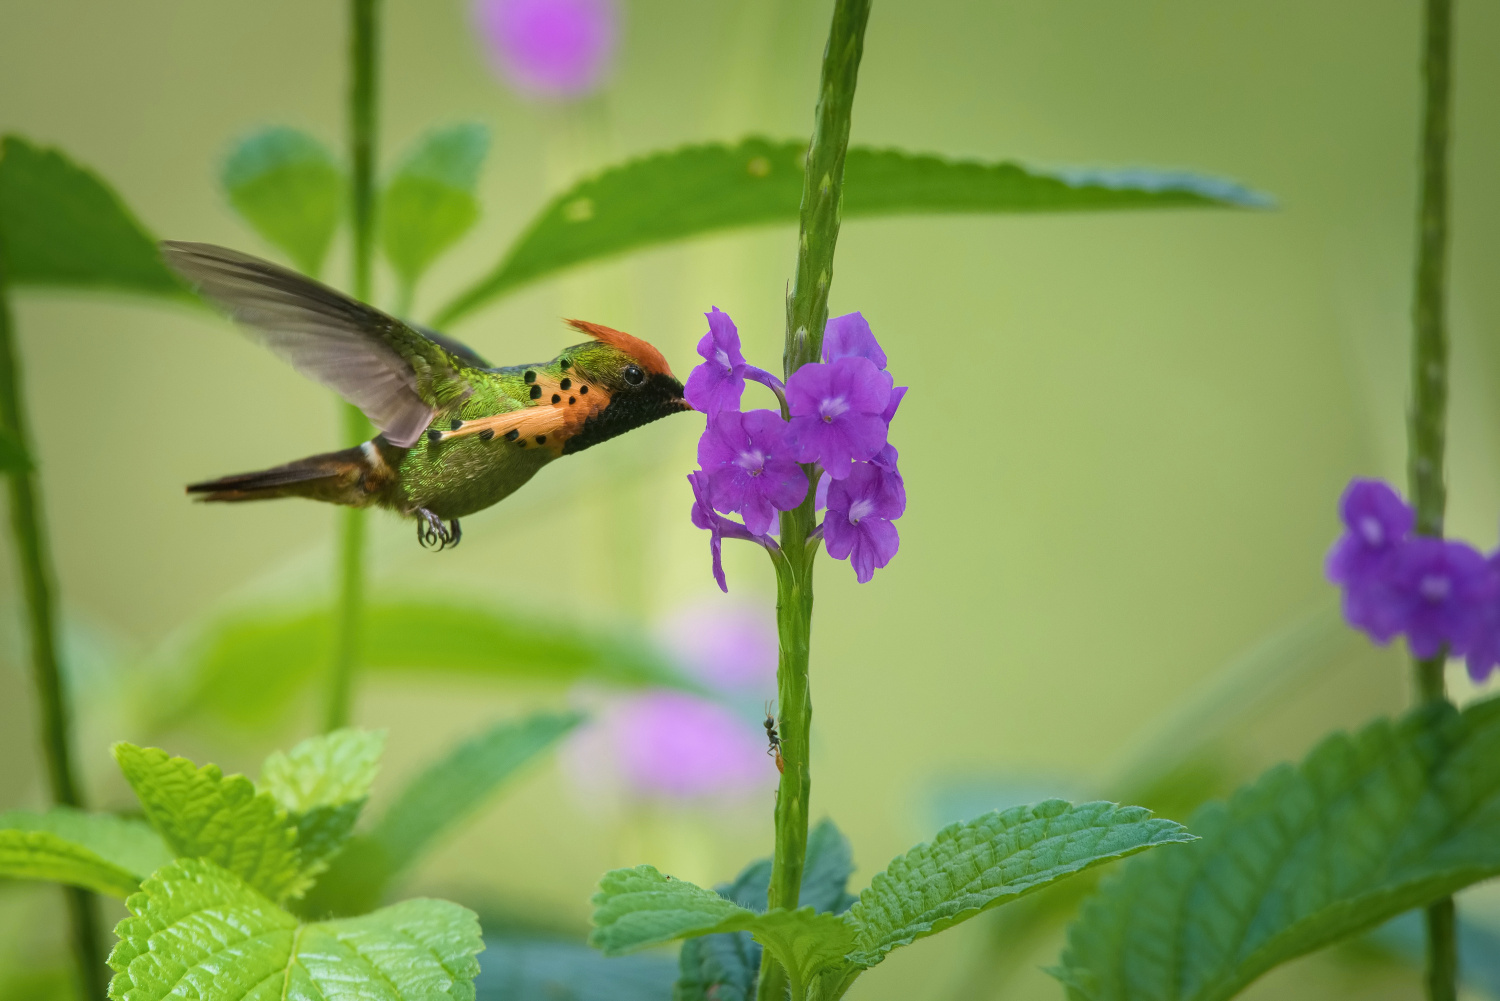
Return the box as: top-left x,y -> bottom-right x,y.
221,126 -> 344,276
0,428 -> 31,473
847,800 -> 1192,970
260,728 -> 385,872
0,967 -> 75,1001
476,936 -> 678,1001
434,137 -> 1268,327
0,807 -> 169,883
113,742 -> 309,902
160,599 -> 698,728
0,827 -> 143,899
0,134 -> 188,298
108,857 -> 482,1001
382,123 -> 489,293
371,711 -> 582,877
1055,697 -> 1500,1001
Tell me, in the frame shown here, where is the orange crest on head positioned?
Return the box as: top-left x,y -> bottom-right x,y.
565,319 -> 676,379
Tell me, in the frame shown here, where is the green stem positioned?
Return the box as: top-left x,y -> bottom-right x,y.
1407,0 -> 1457,996
325,0 -> 380,732
0,237 -> 105,998
758,3 -> 870,1000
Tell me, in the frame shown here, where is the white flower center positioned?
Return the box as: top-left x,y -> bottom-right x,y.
819,394 -> 850,424
715,348 -> 732,370
736,448 -> 766,476
1358,516 -> 1384,546
847,498 -> 875,524
1420,573 -> 1450,603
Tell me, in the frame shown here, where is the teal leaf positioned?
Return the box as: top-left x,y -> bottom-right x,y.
221,126 -> 345,277
0,807 -> 171,898
433,137 -> 1267,327
0,135 -> 187,298
0,428 -> 31,473
260,728 -> 385,873
381,123 -> 489,293
156,599 -> 699,729
1055,697 -> 1500,1001
113,742 -> 308,902
846,800 -> 1193,968
107,857 -> 482,1001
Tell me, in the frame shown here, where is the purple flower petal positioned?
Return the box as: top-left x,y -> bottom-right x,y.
1326,478 -> 1414,586
656,601 -> 777,691
823,461 -> 903,582
1465,558 -> 1500,683
1390,537 -> 1487,659
822,312 -> 887,370
474,0 -> 616,99
697,410 -> 809,536
881,386 -> 907,425
786,357 -> 892,478
684,308 -> 748,414
689,471 -> 729,592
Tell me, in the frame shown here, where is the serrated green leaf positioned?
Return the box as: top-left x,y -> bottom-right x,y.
372,712 -> 582,877
222,126 -> 344,277
0,808 -> 171,897
846,800 -> 1192,968
157,600 -> 699,729
107,857 -> 482,1001
1055,697 -> 1500,1001
0,428 -> 31,473
260,728 -> 385,873
382,123 -> 489,292
113,743 -> 308,902
433,137 -> 1268,327
0,135 -> 188,298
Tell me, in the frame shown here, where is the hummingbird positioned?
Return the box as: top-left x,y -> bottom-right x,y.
164,242 -> 691,549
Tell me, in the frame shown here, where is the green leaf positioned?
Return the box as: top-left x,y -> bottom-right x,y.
0,428 -> 31,473
158,599 -> 699,729
221,126 -> 344,277
113,742 -> 308,902
433,137 -> 1268,327
846,799 -> 1193,968
0,807 -> 171,890
1055,697 -> 1500,1001
108,857 -> 482,1001
260,728 -> 385,872
0,134 -> 188,298
371,711 -> 582,877
381,123 -> 489,292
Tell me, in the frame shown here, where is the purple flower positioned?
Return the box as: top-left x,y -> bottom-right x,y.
657,601 -> 777,692
697,410 -> 807,535
881,385 -> 907,425
823,312 -> 887,370
474,0 -> 616,99
1464,557 -> 1500,683
824,460 -> 905,583
689,471 -> 730,592
1388,537 -> 1487,658
561,691 -> 770,802
684,309 -> 748,414
787,356 -> 892,478
1327,478 -> 1415,641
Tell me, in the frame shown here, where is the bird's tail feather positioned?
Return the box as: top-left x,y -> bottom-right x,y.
187,446 -> 378,505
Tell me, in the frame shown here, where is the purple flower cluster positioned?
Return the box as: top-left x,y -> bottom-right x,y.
1328,478 -> 1500,681
686,310 -> 907,589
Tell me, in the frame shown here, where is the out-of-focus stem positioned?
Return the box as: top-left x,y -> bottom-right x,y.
325,0 -> 380,732
0,233 -> 106,1000
1406,0 -> 1458,996
757,3 -> 870,1000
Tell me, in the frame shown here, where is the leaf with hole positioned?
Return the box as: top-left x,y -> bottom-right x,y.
107,857 -> 482,1001
434,137 -> 1268,326
381,123 -> 489,295
1055,697 -> 1500,1001
0,135 -> 187,298
260,728 -> 384,873
221,126 -> 345,276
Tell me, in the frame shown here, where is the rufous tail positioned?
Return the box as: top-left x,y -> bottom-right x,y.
186,445 -> 380,506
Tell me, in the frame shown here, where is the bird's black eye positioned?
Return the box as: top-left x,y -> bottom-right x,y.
623,364 -> 645,386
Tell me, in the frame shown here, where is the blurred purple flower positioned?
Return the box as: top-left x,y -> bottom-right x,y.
474,0 -> 616,99
787,357 -> 891,478
1327,478 -> 1415,641
1389,537 -> 1487,659
657,601 -> 777,691
824,460 -> 905,583
685,308 -> 748,414
823,312 -> 887,370
562,691 -> 769,801
1464,556 -> 1500,683
697,410 -> 807,536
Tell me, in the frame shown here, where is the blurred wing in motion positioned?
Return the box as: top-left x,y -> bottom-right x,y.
162,241 -> 475,447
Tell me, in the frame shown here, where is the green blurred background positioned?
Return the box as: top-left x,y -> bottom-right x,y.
3,0 -> 1500,997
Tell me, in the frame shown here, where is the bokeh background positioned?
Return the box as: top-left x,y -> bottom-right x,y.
4,0 -> 1500,998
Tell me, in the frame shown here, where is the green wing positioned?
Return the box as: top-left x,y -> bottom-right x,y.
162,241 -> 475,446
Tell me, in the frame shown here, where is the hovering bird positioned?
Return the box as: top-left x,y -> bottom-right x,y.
165,242 -> 690,549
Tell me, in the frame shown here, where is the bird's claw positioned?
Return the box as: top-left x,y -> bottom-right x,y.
416,509 -> 461,551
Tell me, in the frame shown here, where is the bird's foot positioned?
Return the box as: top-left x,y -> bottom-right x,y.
416,509 -> 461,551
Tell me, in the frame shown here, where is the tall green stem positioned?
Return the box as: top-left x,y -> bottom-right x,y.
757,2 -> 870,999
325,0 -> 380,732
0,245 -> 105,997
1407,0 -> 1457,996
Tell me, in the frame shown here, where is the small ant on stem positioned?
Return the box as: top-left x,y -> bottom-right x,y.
764,701 -> 784,774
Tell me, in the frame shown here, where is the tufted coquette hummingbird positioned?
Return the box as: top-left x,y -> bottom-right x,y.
165,242 -> 691,549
